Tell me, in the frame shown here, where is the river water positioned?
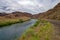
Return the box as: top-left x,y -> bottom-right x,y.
0,19 -> 37,40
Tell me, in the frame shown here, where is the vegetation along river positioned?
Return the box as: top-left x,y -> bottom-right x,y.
0,19 -> 37,40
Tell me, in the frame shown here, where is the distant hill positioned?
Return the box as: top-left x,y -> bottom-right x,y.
33,3 -> 60,20
0,12 -> 32,19
0,3 -> 60,20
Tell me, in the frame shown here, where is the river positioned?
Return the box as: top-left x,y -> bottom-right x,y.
0,19 -> 37,40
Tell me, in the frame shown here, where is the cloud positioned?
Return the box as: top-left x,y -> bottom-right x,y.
0,0 -> 60,14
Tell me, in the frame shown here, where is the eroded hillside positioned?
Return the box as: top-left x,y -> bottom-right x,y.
33,3 -> 60,20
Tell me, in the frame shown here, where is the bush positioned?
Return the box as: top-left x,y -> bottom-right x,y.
19,19 -> 24,23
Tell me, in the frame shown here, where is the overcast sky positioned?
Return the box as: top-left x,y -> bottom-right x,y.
0,0 -> 60,14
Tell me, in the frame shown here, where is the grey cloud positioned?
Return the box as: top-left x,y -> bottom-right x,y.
0,0 -> 60,14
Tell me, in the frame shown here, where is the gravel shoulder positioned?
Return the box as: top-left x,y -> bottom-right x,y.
47,20 -> 60,40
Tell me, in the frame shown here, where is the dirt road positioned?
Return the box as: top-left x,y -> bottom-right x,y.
48,20 -> 60,40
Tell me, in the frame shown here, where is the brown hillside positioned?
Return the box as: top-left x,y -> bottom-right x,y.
0,12 -> 32,19
33,3 -> 60,20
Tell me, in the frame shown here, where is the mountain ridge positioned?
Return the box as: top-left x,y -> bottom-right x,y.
33,3 -> 60,20
0,11 -> 32,19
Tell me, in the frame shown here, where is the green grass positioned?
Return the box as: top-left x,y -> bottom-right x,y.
20,19 -> 54,40
33,20 -> 40,27
0,19 -> 24,27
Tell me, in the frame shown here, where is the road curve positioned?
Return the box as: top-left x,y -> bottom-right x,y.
47,20 -> 60,40
0,19 -> 37,40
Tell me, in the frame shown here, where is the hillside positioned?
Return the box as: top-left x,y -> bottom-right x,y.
0,12 -> 32,19
33,3 -> 60,20
0,12 -> 32,27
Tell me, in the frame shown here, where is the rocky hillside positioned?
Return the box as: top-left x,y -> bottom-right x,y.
33,3 -> 60,20
0,12 -> 32,19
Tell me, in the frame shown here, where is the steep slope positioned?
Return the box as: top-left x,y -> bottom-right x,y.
33,3 -> 60,20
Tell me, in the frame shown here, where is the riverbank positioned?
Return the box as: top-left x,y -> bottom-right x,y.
0,19 -> 37,40
20,19 -> 54,40
0,17 -> 30,27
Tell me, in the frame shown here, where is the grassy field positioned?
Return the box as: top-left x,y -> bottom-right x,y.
19,19 -> 54,40
0,17 -> 30,27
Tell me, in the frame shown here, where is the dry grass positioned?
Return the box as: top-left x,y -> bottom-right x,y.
19,19 -> 54,40
0,16 -> 30,27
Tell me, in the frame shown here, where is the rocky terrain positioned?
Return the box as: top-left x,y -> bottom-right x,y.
33,3 -> 60,20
